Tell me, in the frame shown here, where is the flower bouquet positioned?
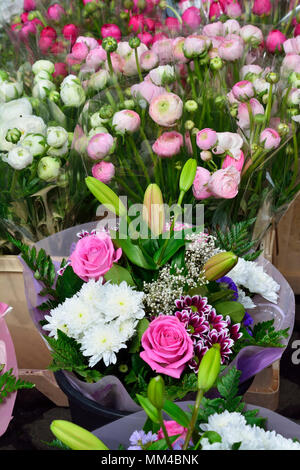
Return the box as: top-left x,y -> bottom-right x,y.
49,347 -> 300,450
8,159 -> 294,424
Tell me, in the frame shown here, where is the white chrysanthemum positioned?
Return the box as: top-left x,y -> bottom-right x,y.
63,298 -> 99,340
101,281 -> 145,323
80,323 -> 127,367
43,303 -> 72,338
228,258 -> 280,304
237,288 -> 256,309
118,319 -> 138,341
201,410 -> 247,434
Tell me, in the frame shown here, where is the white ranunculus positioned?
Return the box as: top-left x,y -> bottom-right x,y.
47,126 -> 69,149
88,126 -> 109,138
47,140 -> 69,157
149,65 -> 175,86
0,115 -> 47,152
32,60 -> 55,76
0,98 -> 32,124
61,74 -> 81,88
60,83 -> 85,107
38,156 -> 61,181
32,80 -> 56,100
90,112 -> 108,129
253,78 -> 270,96
213,132 -> 244,160
33,70 -> 53,83
3,145 -> 33,170
21,133 -> 47,157
88,70 -> 109,91
0,81 -> 23,103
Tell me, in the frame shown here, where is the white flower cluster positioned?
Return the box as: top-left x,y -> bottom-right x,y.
43,279 -> 145,368
200,410 -> 300,450
228,258 -> 280,305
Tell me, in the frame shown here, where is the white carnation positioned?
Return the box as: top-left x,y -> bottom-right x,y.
237,288 -> 256,309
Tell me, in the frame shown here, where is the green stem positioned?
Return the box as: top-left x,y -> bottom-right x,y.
182,389 -> 204,450
287,121 -> 299,193
159,413 -> 173,450
106,52 -> 124,103
284,0 -> 299,36
134,48 -> 143,82
187,63 -> 197,101
128,135 -> 151,185
265,83 -> 273,127
165,5 -> 183,24
114,175 -> 141,202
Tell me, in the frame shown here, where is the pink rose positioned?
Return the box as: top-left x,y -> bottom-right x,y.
157,421 -> 187,445
208,166 -> 241,199
152,131 -> 183,158
70,232 -> 122,282
140,316 -> 194,379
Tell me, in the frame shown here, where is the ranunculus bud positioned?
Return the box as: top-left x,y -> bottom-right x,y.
62,24 -> 79,45
196,128 -> 217,150
259,128 -> 281,150
252,0 -> 272,17
149,65 -> 175,86
101,24 -> 122,41
87,133 -> 114,160
24,0 -> 36,12
182,6 -> 201,30
185,100 -> 198,113
22,133 -> 47,156
147,376 -> 165,409
47,126 -> 69,149
232,80 -> 255,101
92,161 -> 115,184
60,76 -> 85,107
47,3 -> 66,21
197,344 -> 221,392
210,56 -> 223,70
32,80 -> 56,99
99,104 -> 114,120
112,110 -> 141,133
143,183 -> 165,236
38,156 -> 60,181
204,251 -> 238,281
266,30 -> 286,54
5,128 -> 22,144
88,70 -> 109,91
102,36 -> 118,53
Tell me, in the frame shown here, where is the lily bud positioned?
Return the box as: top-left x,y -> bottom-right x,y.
85,176 -> 127,218
204,251 -> 238,281
197,344 -> 221,392
50,420 -> 108,450
179,158 -> 197,194
147,375 -> 165,410
143,183 -> 165,236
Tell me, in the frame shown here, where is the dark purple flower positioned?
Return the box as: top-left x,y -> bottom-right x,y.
216,276 -> 239,301
243,312 -> 254,336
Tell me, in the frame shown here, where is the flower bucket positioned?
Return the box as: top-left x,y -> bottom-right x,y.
93,401 -> 300,451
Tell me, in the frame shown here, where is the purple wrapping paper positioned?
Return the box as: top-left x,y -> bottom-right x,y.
93,402 -> 300,450
20,223 -> 295,412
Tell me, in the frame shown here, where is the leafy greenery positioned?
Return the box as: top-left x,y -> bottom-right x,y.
233,320 -> 289,355
0,365 -> 35,404
43,439 -> 70,450
214,218 -> 262,261
195,367 -> 267,429
44,330 -> 102,383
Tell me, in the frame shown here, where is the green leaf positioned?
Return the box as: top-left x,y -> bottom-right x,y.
86,176 -> 127,217
215,301 -> 245,323
217,367 -> 241,403
55,266 -> 84,302
153,237 -> 186,267
147,435 -> 180,450
104,263 -> 135,286
112,235 -> 157,271
201,431 -> 222,444
162,400 -> 190,427
129,318 -> 149,353
136,395 -> 160,424
0,368 -> 35,403
232,442 -> 242,450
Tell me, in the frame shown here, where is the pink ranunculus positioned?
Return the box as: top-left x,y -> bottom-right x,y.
157,421 -> 187,445
53,62 -> 68,78
76,36 -> 99,51
70,232 -> 122,282
172,37 -> 188,63
51,41 -> 65,55
112,110 -> 141,133
140,316 -> 194,379
259,128 -> 281,150
218,38 -> 244,61
20,12 -> 29,22
137,32 -> 153,47
71,42 -> 89,61
101,23 -> 122,41
182,6 -> 201,30
281,54 -> 300,78
149,92 -> 183,127
86,46 -> 107,70
208,166 -> 241,199
283,37 -> 300,55
183,35 -> 207,58
225,1 -> 242,18
196,128 -> 218,150
209,1 -> 224,20
131,81 -> 166,104
252,0 -> 272,16
193,166 -> 212,200
241,64 -> 263,79
165,17 -> 181,33
294,24 -> 300,37
62,24 -> 79,45
240,25 -> 264,46
20,21 -> 36,39
47,3 -> 66,21
152,38 -> 174,64
24,0 -> 36,11
128,14 -> 144,33
140,50 -> 159,70
222,150 -> 245,172
237,98 -> 265,129
92,161 -> 115,183
266,30 -> 287,53
144,17 -> 156,32
203,21 -> 224,37
224,19 -> 241,34
152,131 -> 183,158
232,80 -> 255,101
87,133 -> 114,160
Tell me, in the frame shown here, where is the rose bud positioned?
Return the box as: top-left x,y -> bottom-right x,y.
259,128 -> 281,150
143,183 -> 165,236
204,251 -> 238,281
197,344 -> 221,392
